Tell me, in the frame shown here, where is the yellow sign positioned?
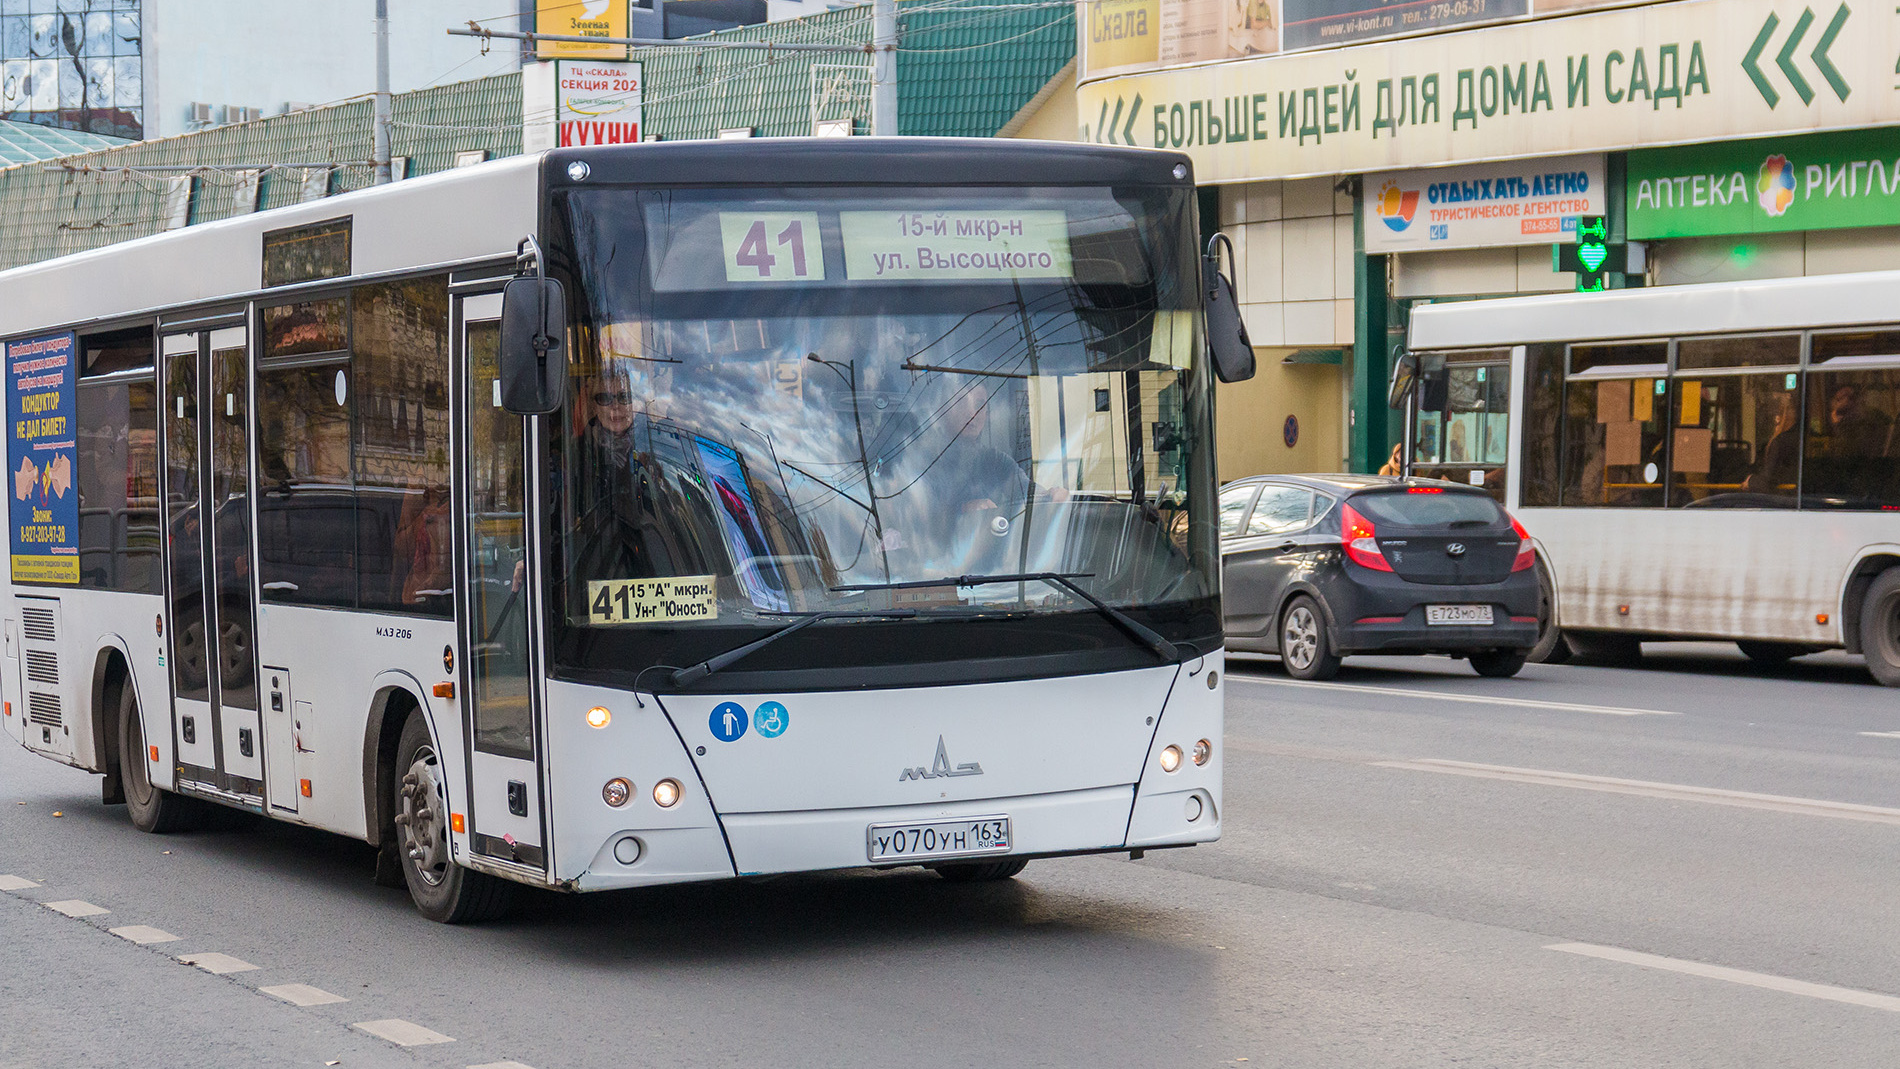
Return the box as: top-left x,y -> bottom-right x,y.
537,0 -> 629,61
587,575 -> 719,624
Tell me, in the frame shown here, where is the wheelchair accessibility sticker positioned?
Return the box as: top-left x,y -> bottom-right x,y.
753,701 -> 789,738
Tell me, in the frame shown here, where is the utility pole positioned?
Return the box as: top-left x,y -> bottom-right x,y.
871,0 -> 897,136
373,0 -> 393,184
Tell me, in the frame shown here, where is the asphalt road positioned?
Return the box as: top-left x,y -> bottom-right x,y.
4,643 -> 1898,1068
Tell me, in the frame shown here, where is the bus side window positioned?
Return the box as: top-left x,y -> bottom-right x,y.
1519,344 -> 1564,507
76,329 -> 161,593
256,360 -> 355,607
352,276 -> 452,616
1803,367 -> 1900,509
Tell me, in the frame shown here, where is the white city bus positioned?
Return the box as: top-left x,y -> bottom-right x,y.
1399,270 -> 1900,685
0,140 -> 1244,922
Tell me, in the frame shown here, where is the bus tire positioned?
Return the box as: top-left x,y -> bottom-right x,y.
1735,641 -> 1818,665
1468,649 -> 1528,678
934,858 -> 1029,883
1861,569 -> 1900,688
392,711 -> 514,924
1565,631 -> 1642,667
1527,562 -> 1571,664
118,682 -> 200,834
1279,597 -> 1341,681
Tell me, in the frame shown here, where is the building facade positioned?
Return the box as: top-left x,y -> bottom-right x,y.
1073,0 -> 1900,477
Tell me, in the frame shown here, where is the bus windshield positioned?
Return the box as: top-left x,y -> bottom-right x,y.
548,184 -> 1213,648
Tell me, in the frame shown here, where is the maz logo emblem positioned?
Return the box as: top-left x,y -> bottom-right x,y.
899,736 -> 983,782
1445,543 -> 1467,557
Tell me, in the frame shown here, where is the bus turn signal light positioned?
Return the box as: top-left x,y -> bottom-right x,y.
586,706 -> 611,729
1817,613 -> 1830,625
433,681 -> 455,699
299,779 -> 312,798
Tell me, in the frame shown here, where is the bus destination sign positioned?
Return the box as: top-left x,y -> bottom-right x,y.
840,210 -> 1072,282
6,332 -> 79,585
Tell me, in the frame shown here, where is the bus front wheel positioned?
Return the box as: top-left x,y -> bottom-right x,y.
392,712 -> 514,924
1862,569 -> 1900,688
118,682 -> 200,834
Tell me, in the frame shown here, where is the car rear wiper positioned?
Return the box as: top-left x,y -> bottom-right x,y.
668,610 -> 918,687
831,572 -> 1181,664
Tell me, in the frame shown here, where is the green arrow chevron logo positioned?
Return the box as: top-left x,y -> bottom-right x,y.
1093,94 -> 1144,146
1743,4 -> 1853,109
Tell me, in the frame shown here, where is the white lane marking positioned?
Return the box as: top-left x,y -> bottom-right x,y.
43,899 -> 109,918
1548,943 -> 1900,1013
260,983 -> 348,1007
0,874 -> 40,891
351,1019 -> 455,1047
177,952 -> 260,974
1378,758 -> 1900,826
1859,731 -> 1900,739
468,1063 -> 539,1069
1231,674 -> 1679,716
109,925 -> 179,945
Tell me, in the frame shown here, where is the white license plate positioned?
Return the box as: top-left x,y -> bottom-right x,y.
867,816 -> 1011,862
1426,604 -> 1494,626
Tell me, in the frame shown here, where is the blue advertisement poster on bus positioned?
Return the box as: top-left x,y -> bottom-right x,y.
7,332 -> 80,585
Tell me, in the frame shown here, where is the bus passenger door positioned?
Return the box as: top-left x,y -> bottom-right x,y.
455,296 -> 546,871
160,327 -> 264,794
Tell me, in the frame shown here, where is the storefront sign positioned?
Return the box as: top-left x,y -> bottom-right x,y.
1078,0 -> 1898,183
7,332 -> 78,585
556,60 -> 642,146
1083,0 -> 1279,79
1364,153 -> 1603,252
1628,127 -> 1900,239
1281,0 -> 1525,52
536,0 -> 629,60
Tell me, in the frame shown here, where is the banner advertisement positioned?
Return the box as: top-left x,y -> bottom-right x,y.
7,332 -> 79,585
1628,128 -> 1900,239
1364,153 -> 1604,252
1077,0 -> 1900,183
557,60 -> 642,146
1281,0 -> 1527,52
536,0 -> 629,60
1082,0 -> 1278,79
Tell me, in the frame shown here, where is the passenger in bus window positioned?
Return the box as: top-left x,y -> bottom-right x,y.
1826,385 -> 1891,459
1744,392 -> 1800,495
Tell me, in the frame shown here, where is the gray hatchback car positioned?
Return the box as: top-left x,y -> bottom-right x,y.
1219,474 -> 1540,679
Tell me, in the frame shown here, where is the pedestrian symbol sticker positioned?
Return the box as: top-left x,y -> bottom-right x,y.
709,701 -> 748,742
754,701 -> 788,738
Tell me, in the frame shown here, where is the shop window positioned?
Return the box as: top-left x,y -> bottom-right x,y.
1666,372 -> 1800,508
1560,371 -> 1667,508
75,330 -> 160,593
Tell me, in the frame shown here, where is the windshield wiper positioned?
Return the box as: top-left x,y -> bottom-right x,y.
831,572 -> 1181,664
668,610 -> 917,688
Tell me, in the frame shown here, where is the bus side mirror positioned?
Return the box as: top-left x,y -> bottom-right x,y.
1203,233 -> 1255,384
1388,349 -> 1419,409
499,276 -> 567,415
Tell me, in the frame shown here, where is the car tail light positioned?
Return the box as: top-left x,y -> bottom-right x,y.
1341,503 -> 1393,572
1509,515 -> 1535,572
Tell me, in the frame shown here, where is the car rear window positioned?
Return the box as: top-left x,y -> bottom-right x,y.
1350,489 -> 1505,528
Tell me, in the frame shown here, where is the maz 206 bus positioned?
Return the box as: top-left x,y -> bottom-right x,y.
0,140 -> 1256,922
1396,269 -> 1900,686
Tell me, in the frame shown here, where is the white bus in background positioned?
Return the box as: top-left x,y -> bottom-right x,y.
1397,269 -> 1900,685
0,140 -> 1253,922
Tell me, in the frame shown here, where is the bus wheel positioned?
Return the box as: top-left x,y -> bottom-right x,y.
118,682 -> 199,834
1280,597 -> 1341,681
1527,562 -> 1571,664
1736,641 -> 1819,665
1861,570 -> 1900,687
392,712 -> 514,924
934,858 -> 1029,883
1565,631 -> 1642,667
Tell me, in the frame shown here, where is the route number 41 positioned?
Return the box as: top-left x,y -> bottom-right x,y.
719,211 -> 825,283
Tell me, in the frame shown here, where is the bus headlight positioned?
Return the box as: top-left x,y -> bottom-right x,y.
586,706 -> 611,729
602,778 -> 632,807
1193,739 -> 1212,766
653,778 -> 683,808
1159,745 -> 1182,773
